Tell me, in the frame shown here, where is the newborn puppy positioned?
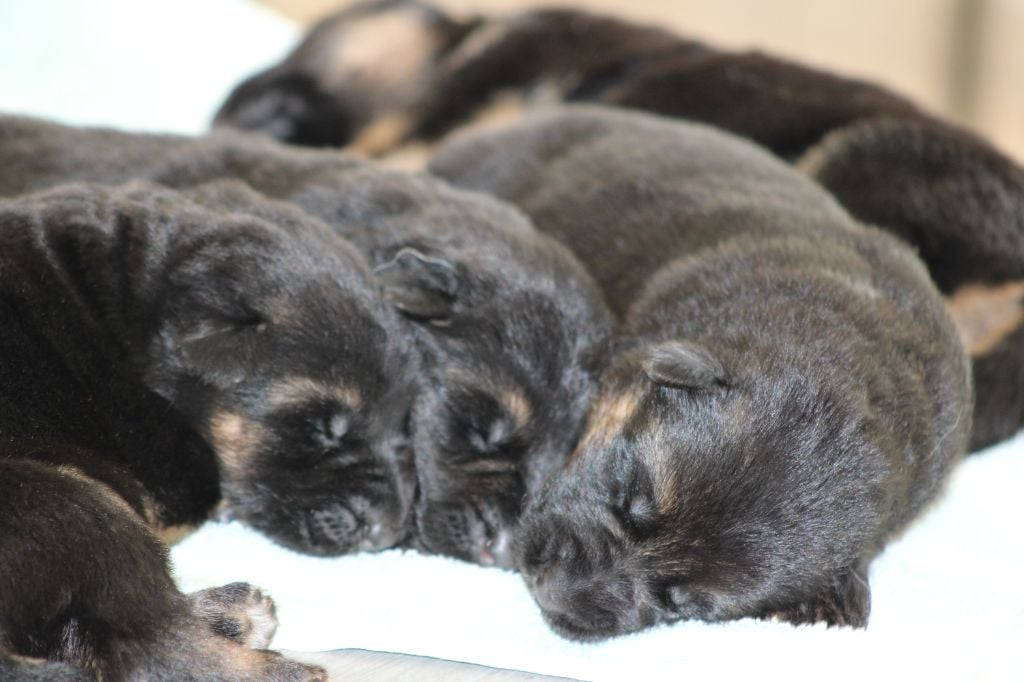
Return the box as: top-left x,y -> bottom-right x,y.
212,1 -> 917,159
0,168 -> 419,557
0,115 -> 612,568
0,181 -> 374,678
431,107 -> 972,638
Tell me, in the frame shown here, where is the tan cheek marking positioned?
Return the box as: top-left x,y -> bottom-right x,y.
499,387 -> 533,431
572,388 -> 644,460
349,113 -> 415,156
206,410 -> 266,478
948,280 -> 1024,355
377,140 -> 437,172
266,376 -> 363,411
155,524 -> 199,546
462,91 -> 528,132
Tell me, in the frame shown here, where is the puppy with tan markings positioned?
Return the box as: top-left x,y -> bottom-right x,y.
430,107 -> 972,638
0,181 -> 391,677
219,1 -> 1024,450
0,115 -> 613,568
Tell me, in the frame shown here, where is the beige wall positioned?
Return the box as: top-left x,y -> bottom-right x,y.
262,0 -> 1023,162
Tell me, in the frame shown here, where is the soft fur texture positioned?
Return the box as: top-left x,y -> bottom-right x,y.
431,107 -> 972,640
0,115 -> 613,568
214,0 -> 1024,451
0,181 -> 402,677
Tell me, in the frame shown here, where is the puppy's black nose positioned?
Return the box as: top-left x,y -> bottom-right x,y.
533,571 -> 568,616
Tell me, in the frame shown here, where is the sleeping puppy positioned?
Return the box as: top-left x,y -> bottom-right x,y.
212,0 -> 918,159
430,107 -> 972,639
0,115 -> 613,568
0,181 -> 402,677
216,1 -> 1024,450
0,172 -> 420,558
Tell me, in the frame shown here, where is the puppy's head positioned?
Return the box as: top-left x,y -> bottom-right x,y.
373,235 -> 611,568
516,339 -> 878,639
213,0 -> 476,149
143,186 -> 419,556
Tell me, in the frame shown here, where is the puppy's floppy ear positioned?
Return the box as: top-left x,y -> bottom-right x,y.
178,318 -> 266,388
374,248 -> 460,320
641,340 -> 728,390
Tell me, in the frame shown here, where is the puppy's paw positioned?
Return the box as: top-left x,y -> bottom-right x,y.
259,651 -> 329,682
188,582 -> 278,649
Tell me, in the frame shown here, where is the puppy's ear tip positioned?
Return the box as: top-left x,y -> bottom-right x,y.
641,340 -> 728,391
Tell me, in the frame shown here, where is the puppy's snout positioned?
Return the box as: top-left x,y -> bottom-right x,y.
477,528 -> 515,569
359,517 -> 405,551
532,570 -> 569,616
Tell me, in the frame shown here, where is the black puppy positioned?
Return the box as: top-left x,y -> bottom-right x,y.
0,181 -> 398,677
430,107 -> 972,639
0,115 -> 613,568
0,171 -> 420,556
216,1 -> 1024,450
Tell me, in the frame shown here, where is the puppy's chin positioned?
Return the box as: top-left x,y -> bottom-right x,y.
541,610 -> 623,642
222,485 -> 411,557
413,498 -> 518,568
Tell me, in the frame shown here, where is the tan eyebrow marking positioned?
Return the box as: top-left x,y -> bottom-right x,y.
499,387 -> 533,431
572,387 -> 644,460
206,409 -> 266,477
265,376 -> 363,411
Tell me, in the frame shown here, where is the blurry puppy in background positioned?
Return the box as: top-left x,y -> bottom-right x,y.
0,180 -> 407,678
0,115 -> 613,568
214,0 -> 1024,450
430,107 -> 971,639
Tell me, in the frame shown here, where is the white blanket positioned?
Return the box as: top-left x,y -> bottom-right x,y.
2,2 -> 1020,680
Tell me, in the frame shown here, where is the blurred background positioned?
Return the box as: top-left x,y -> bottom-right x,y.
264,0 -> 1024,162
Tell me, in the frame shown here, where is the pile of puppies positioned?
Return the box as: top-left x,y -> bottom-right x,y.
2,1 -> 1023,678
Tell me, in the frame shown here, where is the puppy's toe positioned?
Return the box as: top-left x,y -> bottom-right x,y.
188,582 -> 279,649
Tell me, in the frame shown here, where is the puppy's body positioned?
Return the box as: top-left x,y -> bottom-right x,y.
0,115 -> 613,568
0,181 -> 407,677
432,108 -> 971,638
217,1 -> 1024,450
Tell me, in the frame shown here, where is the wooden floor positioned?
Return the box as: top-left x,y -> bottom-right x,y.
261,0 -> 1024,162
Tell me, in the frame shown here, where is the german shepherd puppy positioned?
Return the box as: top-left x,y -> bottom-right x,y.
431,107 -> 972,639
0,115 -> 613,568
0,179 -> 418,677
214,0 -> 1024,450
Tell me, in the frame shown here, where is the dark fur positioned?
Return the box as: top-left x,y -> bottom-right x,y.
0,181 -> 406,677
0,115 -> 612,568
431,107 -> 971,639
216,1 -> 1024,450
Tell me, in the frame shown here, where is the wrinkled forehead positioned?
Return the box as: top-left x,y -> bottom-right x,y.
437,365 -> 534,430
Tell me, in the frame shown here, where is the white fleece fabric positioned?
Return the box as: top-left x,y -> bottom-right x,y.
2,2 -> 1020,680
